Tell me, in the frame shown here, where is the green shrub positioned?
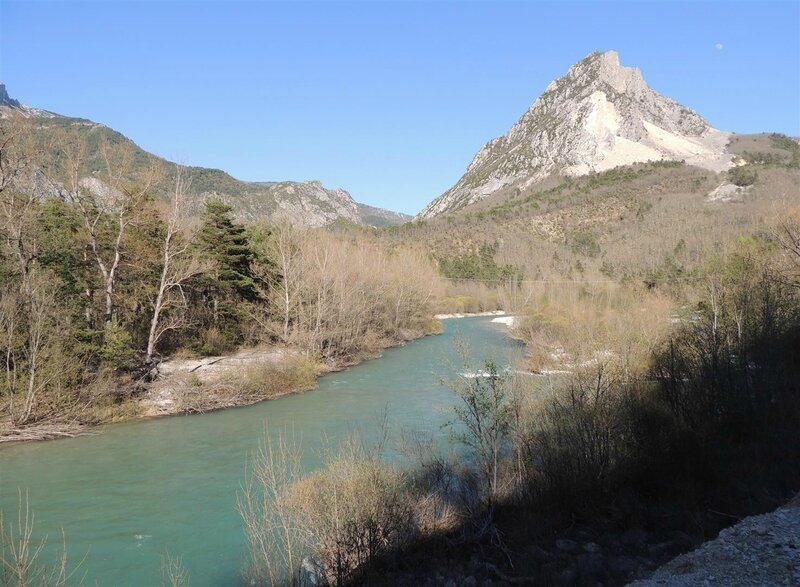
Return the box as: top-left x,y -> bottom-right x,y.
728,165 -> 758,187
437,243 -> 521,282
99,320 -> 135,370
445,360 -> 515,506
769,132 -> 799,153
570,231 -> 601,257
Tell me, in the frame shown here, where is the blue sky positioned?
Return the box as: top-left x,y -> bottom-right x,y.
1,1 -> 798,214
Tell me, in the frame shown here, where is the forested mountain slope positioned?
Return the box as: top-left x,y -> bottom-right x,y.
0,83 -> 408,228
389,135 -> 798,287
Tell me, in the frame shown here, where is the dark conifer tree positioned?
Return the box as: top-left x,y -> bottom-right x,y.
192,200 -> 259,350
197,199 -> 258,301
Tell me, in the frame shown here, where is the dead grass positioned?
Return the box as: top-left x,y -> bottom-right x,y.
173,354 -> 324,414
229,354 -> 323,400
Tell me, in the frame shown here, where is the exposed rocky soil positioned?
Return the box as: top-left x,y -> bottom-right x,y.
706,182 -> 751,202
141,346 -> 292,416
630,495 -> 800,586
372,492 -> 800,587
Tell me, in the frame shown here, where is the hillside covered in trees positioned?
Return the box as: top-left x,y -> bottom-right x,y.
226,135 -> 800,585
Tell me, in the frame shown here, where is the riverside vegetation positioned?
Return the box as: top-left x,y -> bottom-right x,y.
2,115 -> 800,584
230,217 -> 800,586
0,119 -> 445,441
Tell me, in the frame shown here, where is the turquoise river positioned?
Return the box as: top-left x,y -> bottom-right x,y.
0,317 -> 522,586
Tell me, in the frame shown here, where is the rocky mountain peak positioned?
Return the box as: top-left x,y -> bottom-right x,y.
420,51 -> 732,218
556,50 -> 643,92
0,85 -> 58,120
572,52 -> 648,103
0,84 -> 21,108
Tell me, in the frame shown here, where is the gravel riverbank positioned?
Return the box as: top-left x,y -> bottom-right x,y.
630,494 -> 800,586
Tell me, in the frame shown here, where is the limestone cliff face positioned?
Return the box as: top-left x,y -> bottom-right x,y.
245,180 -> 362,228
419,51 -> 732,218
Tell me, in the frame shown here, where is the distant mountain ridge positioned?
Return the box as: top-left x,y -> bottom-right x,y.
419,51 -> 733,218
0,85 -> 410,228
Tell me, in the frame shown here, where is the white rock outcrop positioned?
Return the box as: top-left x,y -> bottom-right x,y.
419,51 -> 733,218
269,180 -> 362,227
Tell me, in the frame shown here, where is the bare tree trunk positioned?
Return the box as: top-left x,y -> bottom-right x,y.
57,135 -> 160,326
145,167 -> 202,365
0,116 -> 36,194
104,214 -> 126,323
16,271 -> 55,425
274,222 -> 298,344
0,288 -> 20,418
146,251 -> 171,364
83,248 -> 94,327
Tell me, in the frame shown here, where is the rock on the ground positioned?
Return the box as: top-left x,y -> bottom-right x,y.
490,316 -> 516,327
629,497 -> 800,586
707,182 -> 751,202
140,346 -> 290,416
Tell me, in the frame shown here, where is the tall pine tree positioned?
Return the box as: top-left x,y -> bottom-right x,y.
197,200 -> 258,302
194,200 -> 259,350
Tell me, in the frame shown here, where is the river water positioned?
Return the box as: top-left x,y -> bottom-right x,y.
0,317 -> 522,586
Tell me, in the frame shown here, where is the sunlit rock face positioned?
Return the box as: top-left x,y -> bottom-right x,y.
419,50 -> 732,218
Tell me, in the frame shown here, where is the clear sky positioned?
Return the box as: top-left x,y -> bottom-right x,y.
1,1 -> 798,214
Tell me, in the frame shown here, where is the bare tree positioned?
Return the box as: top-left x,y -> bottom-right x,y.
0,118 -> 64,426
272,222 -> 302,344
0,188 -> 38,292
238,425 -> 308,586
60,135 -> 160,324
775,213 -> 800,289
0,491 -> 75,587
146,166 -> 205,365
0,116 -> 35,195
253,230 -> 443,361
0,117 -> 44,292
247,221 -> 303,346
159,552 -> 190,587
15,270 -> 58,426
0,286 -> 21,417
